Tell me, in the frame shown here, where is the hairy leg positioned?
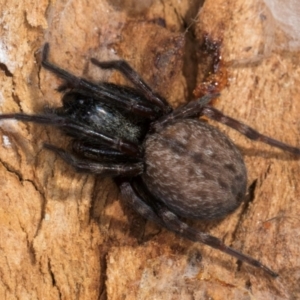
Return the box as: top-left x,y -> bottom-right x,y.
118,180 -> 278,277
155,201 -> 278,277
202,106 -> 300,155
0,113 -> 140,156
42,44 -> 157,119
90,58 -> 171,113
45,144 -> 143,177
118,180 -> 164,225
72,141 -> 131,162
153,94 -> 218,131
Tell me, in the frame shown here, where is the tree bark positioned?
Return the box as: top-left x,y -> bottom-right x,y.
0,0 -> 299,299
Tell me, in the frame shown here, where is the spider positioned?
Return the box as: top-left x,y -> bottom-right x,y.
1,43 -> 299,278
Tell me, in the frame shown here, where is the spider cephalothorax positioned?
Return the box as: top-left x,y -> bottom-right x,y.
1,43 -> 300,277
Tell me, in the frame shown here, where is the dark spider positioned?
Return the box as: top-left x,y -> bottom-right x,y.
1,43 -> 300,277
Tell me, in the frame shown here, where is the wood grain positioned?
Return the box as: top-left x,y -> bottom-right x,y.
0,0 -> 299,299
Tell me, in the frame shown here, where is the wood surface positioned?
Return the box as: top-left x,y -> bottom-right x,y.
0,0 -> 299,299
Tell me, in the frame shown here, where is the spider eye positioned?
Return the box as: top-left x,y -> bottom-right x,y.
62,92 -> 86,109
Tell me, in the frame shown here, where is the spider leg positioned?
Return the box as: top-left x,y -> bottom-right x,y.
202,106 -> 300,155
41,44 -> 157,119
154,203 -> 278,277
118,180 -> 164,226
153,94 -> 219,131
44,144 -> 143,177
72,140 -> 131,163
90,58 -> 172,113
0,113 -> 140,157
119,179 -> 277,277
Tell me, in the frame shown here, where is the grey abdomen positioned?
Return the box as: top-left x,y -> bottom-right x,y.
142,119 -> 247,220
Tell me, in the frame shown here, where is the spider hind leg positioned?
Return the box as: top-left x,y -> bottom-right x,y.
202,106 -> 300,155
119,180 -> 278,277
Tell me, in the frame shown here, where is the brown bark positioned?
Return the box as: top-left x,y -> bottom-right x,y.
0,0 -> 299,299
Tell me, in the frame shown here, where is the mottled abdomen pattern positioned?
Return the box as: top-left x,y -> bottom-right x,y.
142,119 -> 247,220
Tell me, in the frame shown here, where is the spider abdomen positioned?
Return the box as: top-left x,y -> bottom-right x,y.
142,119 -> 247,220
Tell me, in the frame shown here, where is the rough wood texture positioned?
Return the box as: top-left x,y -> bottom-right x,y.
0,0 -> 299,299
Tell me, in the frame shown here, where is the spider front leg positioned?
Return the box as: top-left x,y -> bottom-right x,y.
90,58 -> 172,113
72,141 -> 130,162
41,44 -> 157,119
0,113 -> 140,156
45,144 -> 143,177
